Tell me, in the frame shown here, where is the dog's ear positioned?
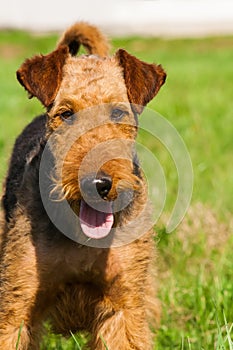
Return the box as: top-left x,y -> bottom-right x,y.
16,46 -> 69,107
116,49 -> 166,114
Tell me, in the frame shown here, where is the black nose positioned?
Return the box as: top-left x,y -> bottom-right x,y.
95,176 -> 112,198
80,174 -> 112,200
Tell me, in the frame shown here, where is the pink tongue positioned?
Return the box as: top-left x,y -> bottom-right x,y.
79,200 -> 114,239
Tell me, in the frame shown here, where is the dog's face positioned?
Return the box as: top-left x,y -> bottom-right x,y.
17,41 -> 166,240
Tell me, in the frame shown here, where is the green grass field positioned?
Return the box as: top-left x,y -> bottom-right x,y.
0,30 -> 233,349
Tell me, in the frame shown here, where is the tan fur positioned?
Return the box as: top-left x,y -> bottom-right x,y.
57,22 -> 110,57
0,22 -> 166,349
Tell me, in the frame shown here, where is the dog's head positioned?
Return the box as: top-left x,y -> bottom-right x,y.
17,23 -> 166,241
17,22 -> 166,114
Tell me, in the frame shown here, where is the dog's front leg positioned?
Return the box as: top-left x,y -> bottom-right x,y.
91,306 -> 153,350
0,212 -> 41,350
89,277 -> 154,350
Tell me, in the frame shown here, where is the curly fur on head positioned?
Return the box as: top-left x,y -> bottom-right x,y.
57,22 -> 110,57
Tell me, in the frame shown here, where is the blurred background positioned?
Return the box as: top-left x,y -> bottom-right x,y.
1,0 -> 233,37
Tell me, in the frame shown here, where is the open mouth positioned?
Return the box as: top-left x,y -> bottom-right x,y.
79,199 -> 114,240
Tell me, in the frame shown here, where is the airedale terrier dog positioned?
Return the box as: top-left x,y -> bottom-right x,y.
0,23 -> 166,349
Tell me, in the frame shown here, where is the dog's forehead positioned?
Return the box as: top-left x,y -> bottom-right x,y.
55,55 -> 129,105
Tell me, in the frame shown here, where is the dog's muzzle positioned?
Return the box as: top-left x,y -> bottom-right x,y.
79,173 -> 114,240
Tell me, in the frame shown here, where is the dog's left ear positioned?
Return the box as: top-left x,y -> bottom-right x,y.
16,46 -> 69,107
116,49 -> 166,114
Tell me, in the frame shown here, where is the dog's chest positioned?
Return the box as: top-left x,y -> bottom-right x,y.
58,244 -> 123,285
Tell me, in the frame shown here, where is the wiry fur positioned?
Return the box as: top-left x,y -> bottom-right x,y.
0,22 -> 166,349
57,22 -> 110,57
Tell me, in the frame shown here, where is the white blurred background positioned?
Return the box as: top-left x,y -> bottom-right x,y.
1,0 -> 233,37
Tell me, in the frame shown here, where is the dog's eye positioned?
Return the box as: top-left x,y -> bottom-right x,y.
60,110 -> 75,124
111,108 -> 128,122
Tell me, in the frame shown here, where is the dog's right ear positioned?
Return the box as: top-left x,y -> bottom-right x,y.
16,46 -> 69,107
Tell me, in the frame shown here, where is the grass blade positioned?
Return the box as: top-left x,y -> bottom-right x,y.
70,331 -> 82,350
16,321 -> 24,350
99,333 -> 109,350
223,311 -> 233,350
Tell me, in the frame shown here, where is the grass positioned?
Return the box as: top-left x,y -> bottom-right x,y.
16,321 -> 24,350
0,30 -> 232,349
